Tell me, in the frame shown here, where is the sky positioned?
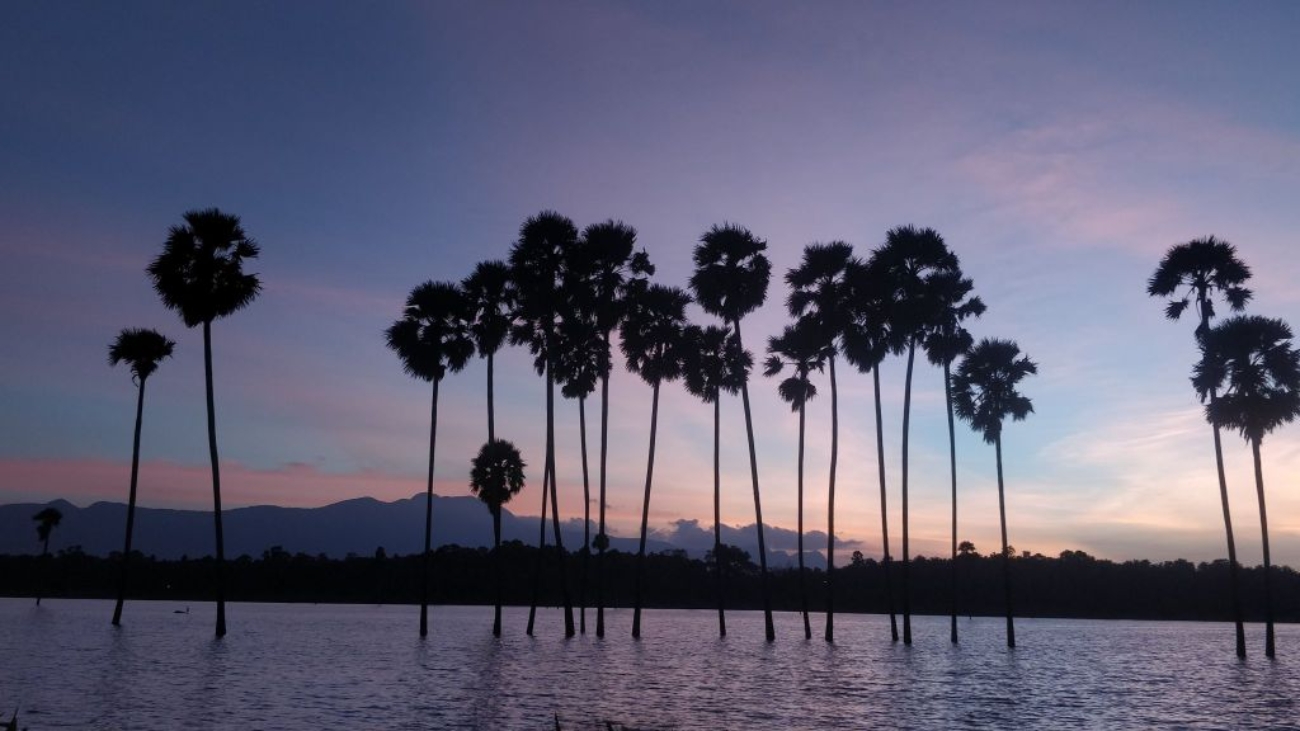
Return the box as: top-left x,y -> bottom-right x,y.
2,0 -> 1299,566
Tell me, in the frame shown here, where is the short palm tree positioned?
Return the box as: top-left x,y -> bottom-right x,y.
1147,236 -> 1252,657
510,211 -> 579,638
33,507 -> 62,606
470,439 -> 527,637
764,320 -> 826,640
952,338 -> 1037,649
1193,315 -> 1300,658
108,327 -> 175,626
385,281 -> 475,637
146,208 -> 260,638
682,324 -> 750,637
786,241 -> 855,642
462,260 -> 515,443
622,284 -> 691,638
922,270 -> 985,644
867,225 -> 959,644
689,223 -> 776,641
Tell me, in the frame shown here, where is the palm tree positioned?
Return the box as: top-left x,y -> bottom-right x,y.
682,324 -> 750,637
509,210 -> 578,638
385,281 -> 475,637
470,439 -> 527,637
566,220 -> 653,638
952,338 -> 1037,649
689,223 -> 776,641
1193,315 -> 1300,658
922,271 -> 985,644
1147,236 -> 1252,658
867,225 -> 959,644
786,241 -> 855,642
621,284 -> 691,638
842,258 -> 901,642
33,507 -> 62,606
146,208 -> 260,638
764,320 -> 826,640
462,261 -> 515,443
107,327 -> 175,626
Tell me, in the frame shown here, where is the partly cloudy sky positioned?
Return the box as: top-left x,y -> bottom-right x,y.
3,0 -> 1298,565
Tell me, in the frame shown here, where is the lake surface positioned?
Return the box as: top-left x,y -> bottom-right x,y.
2,599 -> 1297,730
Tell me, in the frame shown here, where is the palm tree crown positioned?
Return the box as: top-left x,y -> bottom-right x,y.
841,258 -> 898,372
1147,236 -> 1252,333
146,208 -> 261,327
868,225 -> 960,349
923,271 -> 985,368
461,260 -> 515,360
509,211 -> 579,370
108,329 -> 176,383
34,507 -> 62,543
569,220 -> 654,334
786,241 -> 855,337
689,224 -> 770,323
384,282 -> 475,382
682,325 -> 750,404
1193,315 -> 1300,443
470,439 -> 527,510
952,339 -> 1037,443
620,285 -> 692,386
764,321 -> 826,411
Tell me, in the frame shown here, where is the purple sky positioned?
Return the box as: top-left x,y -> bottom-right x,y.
3,1 -> 1299,565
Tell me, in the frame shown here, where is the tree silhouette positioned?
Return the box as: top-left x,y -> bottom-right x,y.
764,320 -> 825,640
786,241 -> 855,642
509,211 -> 578,638
689,223 -> 776,641
107,327 -> 175,626
33,507 -> 62,606
470,439 -> 526,637
462,261 -> 515,444
922,269 -> 985,643
621,284 -> 691,638
1193,315 -> 1300,658
146,208 -> 260,638
867,225 -> 959,644
682,324 -> 750,637
1147,236 -> 1252,658
385,281 -> 474,637
952,338 -> 1037,648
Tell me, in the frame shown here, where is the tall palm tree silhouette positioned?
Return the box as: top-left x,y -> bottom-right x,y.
462,261 -> 515,444
385,281 -> 474,637
952,338 -> 1036,649
510,211 -> 578,638
922,270 -> 985,644
1147,236 -> 1252,658
470,438 -> 527,637
108,327 -> 175,626
621,284 -> 691,639
689,223 -> 776,641
867,225 -> 958,644
565,220 -> 653,638
146,208 -> 260,638
1193,315 -> 1300,658
682,324 -> 750,637
764,320 -> 826,640
842,257 -> 901,642
786,241 -> 855,642
33,507 -> 62,606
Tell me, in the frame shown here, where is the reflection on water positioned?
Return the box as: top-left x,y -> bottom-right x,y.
2,599 -> 1296,729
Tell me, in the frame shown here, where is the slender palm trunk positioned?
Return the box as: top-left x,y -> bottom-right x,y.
874,365 -> 898,642
735,320 -> 775,641
578,396 -> 590,635
712,396 -> 726,637
796,396 -> 810,640
900,339 -> 916,645
36,535 -> 51,606
825,354 -> 839,643
526,454 -> 549,636
596,346 -> 611,638
487,353 -> 495,443
1251,438 -> 1276,658
545,362 -> 576,638
492,505 -> 503,637
995,435 -> 1015,648
632,380 -> 662,638
945,361 -> 959,644
113,378 -> 147,626
203,322 -> 228,638
420,377 -> 440,638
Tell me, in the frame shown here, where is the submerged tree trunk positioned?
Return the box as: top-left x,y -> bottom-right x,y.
712,396 -> 726,638
113,377 -> 148,626
735,320 -> 775,642
874,366 -> 899,642
420,377 -> 440,638
1252,438 -> 1276,658
900,339 -> 917,645
578,396 -> 590,635
493,505 -> 503,637
945,360 -> 959,644
797,396 -> 810,640
526,456 -> 549,636
995,434 -> 1015,649
632,380 -> 662,639
545,362 -> 576,638
203,322 -> 228,638
36,534 -> 51,606
825,354 -> 839,643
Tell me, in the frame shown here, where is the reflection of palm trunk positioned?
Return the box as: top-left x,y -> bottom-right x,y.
492,506 -> 503,637
996,435 -> 1015,649
578,397 -> 590,635
900,340 -> 916,645
1252,439 -> 1276,658
37,536 -> 50,606
420,377 -> 440,638
596,353 -> 611,638
874,366 -> 898,642
713,397 -> 726,637
736,320 -> 775,642
204,322 -> 228,639
545,363 -> 576,638
945,361 -> 959,645
632,380 -> 661,638
825,355 -> 838,643
797,398 -> 810,640
113,379 -> 147,626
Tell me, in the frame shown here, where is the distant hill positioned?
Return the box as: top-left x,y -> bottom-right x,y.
0,495 -> 820,567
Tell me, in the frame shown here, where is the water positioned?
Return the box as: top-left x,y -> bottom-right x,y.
2,599 -> 1297,730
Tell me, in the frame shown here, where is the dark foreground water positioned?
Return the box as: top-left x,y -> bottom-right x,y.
2,599 -> 1297,730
